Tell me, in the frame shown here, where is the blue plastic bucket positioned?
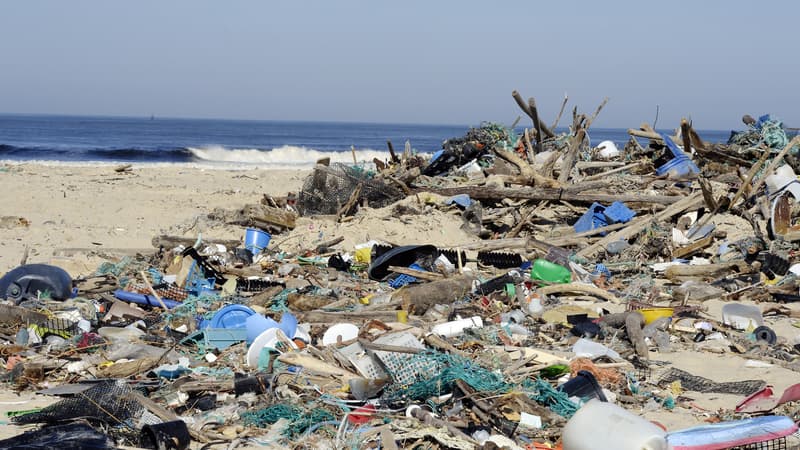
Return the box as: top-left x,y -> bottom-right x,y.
244,228 -> 271,256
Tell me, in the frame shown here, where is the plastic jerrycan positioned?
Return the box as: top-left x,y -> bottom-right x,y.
562,399 -> 668,450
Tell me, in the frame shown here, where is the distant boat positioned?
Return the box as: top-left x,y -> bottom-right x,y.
150,114 -> 155,121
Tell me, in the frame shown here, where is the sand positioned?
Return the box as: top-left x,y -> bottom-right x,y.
1,162 -> 799,445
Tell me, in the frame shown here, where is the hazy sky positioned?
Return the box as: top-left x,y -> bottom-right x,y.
2,1 -> 798,129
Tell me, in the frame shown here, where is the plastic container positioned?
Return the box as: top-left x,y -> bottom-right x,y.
597,140 -> 620,159
667,415 -> 798,450
430,316 -> 483,338
656,133 -> 700,178
557,370 -> 607,402
321,323 -> 360,346
530,259 -> 571,284
765,164 -> 800,197
638,307 -> 674,325
523,293 -> 544,316
245,312 -> 297,344
721,303 -> 763,331
562,399 -> 668,450
244,228 -> 271,256
0,264 -> 74,304
209,304 -> 256,329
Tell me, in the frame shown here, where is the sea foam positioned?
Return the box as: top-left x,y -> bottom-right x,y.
187,145 -> 397,166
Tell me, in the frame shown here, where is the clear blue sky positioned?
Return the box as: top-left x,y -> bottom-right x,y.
1,0 -> 798,129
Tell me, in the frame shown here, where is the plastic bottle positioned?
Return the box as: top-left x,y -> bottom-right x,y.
530,259 -> 571,284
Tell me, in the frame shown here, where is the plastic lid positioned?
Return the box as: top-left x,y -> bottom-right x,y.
210,304 -> 256,329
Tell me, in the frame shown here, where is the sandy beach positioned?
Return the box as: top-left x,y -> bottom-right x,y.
1,162 -> 800,446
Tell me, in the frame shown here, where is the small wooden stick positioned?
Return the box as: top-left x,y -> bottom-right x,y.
139,270 -> 168,310
582,161 -> 645,182
512,90 -> 555,138
529,98 -> 544,153
551,93 -> 568,130
585,97 -> 609,129
558,128 -> 586,183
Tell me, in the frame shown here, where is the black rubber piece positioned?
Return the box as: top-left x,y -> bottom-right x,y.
477,251 -> 524,268
0,264 -> 73,304
753,325 -> 777,345
141,420 -> 191,450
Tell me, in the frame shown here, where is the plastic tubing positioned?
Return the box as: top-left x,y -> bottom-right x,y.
114,289 -> 181,309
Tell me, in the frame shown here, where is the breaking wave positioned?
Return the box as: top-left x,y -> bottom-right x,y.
186,145 -> 394,166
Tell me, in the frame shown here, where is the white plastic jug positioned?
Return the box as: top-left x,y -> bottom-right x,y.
562,399 -> 668,450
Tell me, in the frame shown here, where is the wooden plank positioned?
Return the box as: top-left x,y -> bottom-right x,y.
673,235 -> 714,259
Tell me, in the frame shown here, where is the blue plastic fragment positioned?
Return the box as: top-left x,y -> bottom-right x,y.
573,202 -> 608,234
388,263 -> 424,288
603,201 -> 636,223
113,289 -> 181,309
593,263 -> 612,280
203,328 -> 247,350
656,133 -> 700,178
445,194 -> 472,208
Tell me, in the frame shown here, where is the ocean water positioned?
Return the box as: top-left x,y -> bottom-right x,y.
0,114 -> 733,168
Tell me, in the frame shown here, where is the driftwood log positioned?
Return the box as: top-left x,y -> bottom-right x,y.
512,90 -> 555,138
391,275 -> 477,314
422,186 -> 686,206
537,282 -> 621,303
492,146 -> 560,188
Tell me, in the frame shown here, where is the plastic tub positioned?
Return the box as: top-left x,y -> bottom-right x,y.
638,307 -> 674,325
562,399 -> 668,450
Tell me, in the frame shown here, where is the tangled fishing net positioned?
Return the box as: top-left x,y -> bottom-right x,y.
241,403 -> 335,437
